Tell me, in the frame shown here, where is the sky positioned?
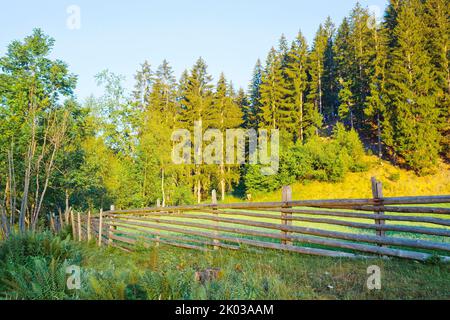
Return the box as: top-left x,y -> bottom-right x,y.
0,0 -> 388,102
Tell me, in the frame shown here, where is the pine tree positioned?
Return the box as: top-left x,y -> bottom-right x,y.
305,24 -> 329,136
132,60 -> 153,111
338,78 -> 355,128
246,59 -> 263,129
423,0 -> 450,159
285,30 -> 309,141
321,17 -> 338,124
259,47 -> 286,130
385,0 -> 441,173
365,20 -> 388,159
210,74 -> 243,199
347,4 -> 376,130
148,59 -> 177,126
178,58 -> 214,202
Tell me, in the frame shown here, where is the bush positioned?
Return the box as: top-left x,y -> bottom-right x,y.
243,124 -> 367,193
171,185 -> 195,206
0,232 -> 82,299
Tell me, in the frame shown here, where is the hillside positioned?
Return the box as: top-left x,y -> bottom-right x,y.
226,156 -> 450,203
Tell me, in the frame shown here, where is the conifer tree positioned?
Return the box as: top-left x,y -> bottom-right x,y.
385,0 -> 441,173
338,78 -> 356,129
365,20 -> 388,159
148,59 -> 177,126
423,0 -> 450,159
132,60 -> 153,112
210,74 -> 243,199
178,58 -> 214,202
259,47 -> 286,130
321,17 -> 338,123
285,30 -> 309,141
246,59 -> 263,129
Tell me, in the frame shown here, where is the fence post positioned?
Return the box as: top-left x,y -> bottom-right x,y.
50,214 -> 55,234
212,189 -> 219,250
65,207 -> 70,225
70,209 -> 76,240
58,208 -> 64,231
98,209 -> 103,247
87,210 -> 91,242
108,220 -> 113,246
281,186 -> 293,245
77,211 -> 82,241
371,177 -> 385,244
154,200 -> 161,247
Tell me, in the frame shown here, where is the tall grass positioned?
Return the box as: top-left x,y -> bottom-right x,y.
0,232 -> 449,300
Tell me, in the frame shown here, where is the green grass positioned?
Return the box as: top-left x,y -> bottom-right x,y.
1,232 -> 449,300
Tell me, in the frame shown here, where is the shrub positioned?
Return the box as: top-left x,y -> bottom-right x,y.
171,185 -> 195,206
388,172 -> 401,182
243,124 -> 367,193
0,232 -> 82,299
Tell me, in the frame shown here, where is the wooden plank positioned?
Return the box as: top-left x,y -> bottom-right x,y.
87,210 -> 91,241
109,215 -> 450,252
109,212 -> 450,237
255,208 -> 450,227
110,232 -> 209,252
371,177 -> 385,241
110,220 -> 362,258
70,209 -> 75,240
211,189 -> 219,250
111,225 -> 238,250
104,195 -> 450,216
77,212 -> 82,241
98,209 -> 103,247
343,206 -> 450,215
111,219 -> 450,262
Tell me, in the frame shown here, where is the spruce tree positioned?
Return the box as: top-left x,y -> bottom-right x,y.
385,0 -> 441,173
424,0 -> 450,159
285,30 -> 309,141
132,60 -> 153,111
246,59 -> 263,129
305,24 -> 329,136
178,57 -> 214,202
148,59 -> 177,126
259,47 -> 286,130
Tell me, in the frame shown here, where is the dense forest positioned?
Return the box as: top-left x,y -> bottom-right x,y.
0,0 -> 448,234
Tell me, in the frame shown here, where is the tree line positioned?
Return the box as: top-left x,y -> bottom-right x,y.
0,0 -> 448,234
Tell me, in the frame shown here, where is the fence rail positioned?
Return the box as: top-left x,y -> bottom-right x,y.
64,178 -> 450,262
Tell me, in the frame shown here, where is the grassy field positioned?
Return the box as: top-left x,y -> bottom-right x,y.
224,156 -> 450,203
108,157 -> 450,267
0,232 -> 449,300
1,158 -> 449,300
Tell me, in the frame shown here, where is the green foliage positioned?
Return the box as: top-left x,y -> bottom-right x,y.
0,232 -> 81,299
2,233 -> 449,300
171,185 -> 195,206
244,125 -> 367,193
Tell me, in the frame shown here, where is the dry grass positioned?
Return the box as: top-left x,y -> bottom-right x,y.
225,156 -> 450,203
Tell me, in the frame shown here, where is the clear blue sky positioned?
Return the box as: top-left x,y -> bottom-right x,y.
0,0 -> 387,101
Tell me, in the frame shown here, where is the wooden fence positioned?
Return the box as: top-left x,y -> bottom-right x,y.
64,178 -> 450,262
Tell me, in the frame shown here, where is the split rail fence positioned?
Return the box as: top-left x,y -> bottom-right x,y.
58,178 -> 450,262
